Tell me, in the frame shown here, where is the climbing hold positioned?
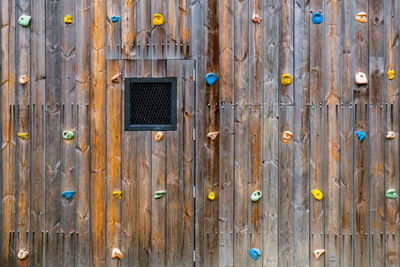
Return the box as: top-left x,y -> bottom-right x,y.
356,130 -> 366,142
17,249 -> 29,260
62,191 -> 75,200
386,189 -> 398,199
113,191 -> 122,199
206,73 -> 218,85
155,190 -> 167,199
251,190 -> 262,202
355,72 -> 367,85
355,12 -> 367,23
111,16 -> 120,23
312,12 -> 323,24
388,70 -> 395,80
208,191 -> 215,200
154,131 -> 164,142
386,131 -> 396,139
112,248 -> 123,260
62,130 -> 75,140
311,189 -> 323,200
313,249 -> 326,260
282,130 -> 293,144
19,74 -> 29,85
18,15 -> 31,27
64,15 -> 73,24
249,248 -> 261,261
252,13 -> 262,24
17,133 -> 29,139
153,13 -> 164,26
111,73 -> 122,83
207,131 -> 219,141
281,74 -> 292,86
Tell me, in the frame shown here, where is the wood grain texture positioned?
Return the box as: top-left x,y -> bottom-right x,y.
136,0 -> 151,58
121,0 -> 136,59
151,1 -> 167,59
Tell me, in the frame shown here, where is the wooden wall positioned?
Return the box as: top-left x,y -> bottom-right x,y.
1,0 -> 400,266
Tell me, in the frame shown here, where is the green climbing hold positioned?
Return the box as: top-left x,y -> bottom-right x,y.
18,15 -> 31,27
155,190 -> 167,199
386,189 -> 398,199
251,190 -> 262,202
62,130 -> 75,140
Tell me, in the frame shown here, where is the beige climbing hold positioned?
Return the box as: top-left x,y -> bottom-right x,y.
154,131 -> 164,142
386,131 -> 396,139
17,133 -> 29,139
17,249 -> 29,260
355,12 -> 367,23
282,130 -> 293,144
111,73 -> 121,83
355,72 -> 368,85
252,13 -> 262,24
112,248 -> 123,260
19,74 -> 29,85
207,131 -> 219,141
313,249 -> 326,260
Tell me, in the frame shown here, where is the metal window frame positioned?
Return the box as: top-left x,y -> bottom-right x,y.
124,77 -> 177,131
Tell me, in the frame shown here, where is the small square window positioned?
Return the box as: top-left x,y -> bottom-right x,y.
124,77 -> 177,131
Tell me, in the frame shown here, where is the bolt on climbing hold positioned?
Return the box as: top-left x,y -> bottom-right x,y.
17,133 -> 29,139
386,131 -> 396,139
207,131 -> 219,141
388,70 -> 395,80
206,73 -> 218,85
386,189 -> 398,199
112,248 -> 123,260
62,130 -> 75,140
111,16 -> 120,23
155,190 -> 167,199
17,249 -> 29,260
252,13 -> 262,24
313,249 -> 326,260
312,12 -> 323,24
153,13 -> 164,26
282,130 -> 293,144
19,74 -> 29,85
281,74 -> 292,86
355,72 -> 368,85
18,15 -> 31,27
208,191 -> 216,200
113,191 -> 122,199
356,130 -> 366,142
111,73 -> 122,83
154,131 -> 164,142
62,191 -> 75,200
355,12 -> 367,23
251,190 -> 262,202
311,189 -> 323,200
64,15 -> 73,24
249,248 -> 261,261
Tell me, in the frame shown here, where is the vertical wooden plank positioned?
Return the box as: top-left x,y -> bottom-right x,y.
106,0 -> 121,59
151,0 -> 167,59
90,0 -> 107,265
179,0 -> 190,58
120,60 -> 138,267
150,59 -> 167,267
167,0 -> 179,58
121,0 -> 136,59
136,60 -> 152,266
45,0 -> 62,265
262,0 -> 279,265
233,0 -> 249,265
218,0 -> 235,265
136,0 -> 151,59
75,0 -> 91,265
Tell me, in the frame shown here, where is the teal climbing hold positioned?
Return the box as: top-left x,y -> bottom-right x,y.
250,248 -> 261,261
111,16 -> 120,23
356,130 -> 366,142
155,190 -> 167,199
312,12 -> 323,24
18,15 -> 31,27
206,73 -> 218,85
62,191 -> 75,200
62,130 -> 75,140
251,190 -> 262,202
386,189 -> 398,199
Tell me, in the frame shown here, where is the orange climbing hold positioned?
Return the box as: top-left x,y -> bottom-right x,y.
313,249 -> 326,260
112,248 -> 123,260
111,73 -> 121,83
355,12 -> 367,23
207,131 -> 219,141
282,131 -> 293,144
252,13 -> 262,24
154,131 -> 164,142
19,74 -> 29,85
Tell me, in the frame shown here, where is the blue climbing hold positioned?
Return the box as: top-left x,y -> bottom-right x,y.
62,191 -> 75,200
206,73 -> 218,86
356,130 -> 366,142
250,248 -> 261,261
111,16 -> 120,23
312,12 -> 323,24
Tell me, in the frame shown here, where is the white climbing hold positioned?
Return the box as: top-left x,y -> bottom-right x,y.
17,249 -> 29,260
355,72 -> 368,85
112,248 -> 123,260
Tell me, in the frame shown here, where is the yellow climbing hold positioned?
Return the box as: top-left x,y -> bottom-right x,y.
311,189 -> 323,200
153,13 -> 164,26
18,133 -> 29,139
113,191 -> 122,199
208,191 -> 215,200
388,70 -> 395,80
281,74 -> 292,86
64,15 -> 73,24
